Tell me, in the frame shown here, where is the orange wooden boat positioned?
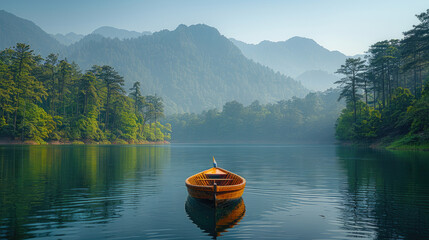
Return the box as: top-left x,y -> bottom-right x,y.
185,157 -> 246,202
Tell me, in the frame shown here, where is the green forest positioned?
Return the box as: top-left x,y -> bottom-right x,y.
0,43 -> 171,144
334,9 -> 429,149
166,89 -> 343,143
64,24 -> 307,113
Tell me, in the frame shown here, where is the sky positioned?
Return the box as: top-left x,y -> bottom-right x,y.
1,0 -> 428,55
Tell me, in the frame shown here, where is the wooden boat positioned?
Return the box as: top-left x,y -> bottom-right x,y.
185,157 -> 246,203
185,196 -> 245,238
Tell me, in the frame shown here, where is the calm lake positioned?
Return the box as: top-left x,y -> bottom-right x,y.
1,144 -> 429,239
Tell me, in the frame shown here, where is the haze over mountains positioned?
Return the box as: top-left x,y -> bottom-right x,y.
52,27 -> 152,46
51,32 -> 84,46
65,24 -> 308,113
230,38 -> 347,91
0,10 -> 63,56
0,9 -> 351,113
92,26 -> 151,40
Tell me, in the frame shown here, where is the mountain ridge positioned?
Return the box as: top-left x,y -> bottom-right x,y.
51,32 -> 84,45
0,10 -> 308,114
64,24 -> 308,113
230,36 -> 348,78
0,10 -> 64,55
92,26 -> 151,40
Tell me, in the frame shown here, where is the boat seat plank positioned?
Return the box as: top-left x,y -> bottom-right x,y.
205,174 -> 227,177
196,179 -> 233,181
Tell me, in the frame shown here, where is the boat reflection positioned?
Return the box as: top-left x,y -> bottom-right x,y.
185,197 -> 246,239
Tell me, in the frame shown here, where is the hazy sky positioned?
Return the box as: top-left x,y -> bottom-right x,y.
2,0 -> 428,55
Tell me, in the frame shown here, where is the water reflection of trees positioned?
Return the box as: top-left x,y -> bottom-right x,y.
0,145 -> 170,239
337,147 -> 429,239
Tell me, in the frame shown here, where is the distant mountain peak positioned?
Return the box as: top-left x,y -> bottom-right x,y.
231,36 -> 347,78
284,36 -> 320,47
287,36 -> 317,42
0,10 -> 63,56
257,36 -> 318,47
175,24 -> 188,30
175,24 -> 221,35
91,26 -> 151,40
51,32 -> 84,46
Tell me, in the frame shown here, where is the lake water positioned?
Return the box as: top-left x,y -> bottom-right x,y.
1,144 -> 429,239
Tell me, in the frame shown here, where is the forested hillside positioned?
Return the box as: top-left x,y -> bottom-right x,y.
166,89 -> 344,143
0,44 -> 171,144
0,11 -> 309,114
0,10 -> 64,56
64,24 -> 308,113
334,9 -> 429,149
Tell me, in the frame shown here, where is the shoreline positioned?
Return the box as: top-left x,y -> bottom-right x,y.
0,139 -> 170,145
338,140 -> 429,151
1,139 -> 426,150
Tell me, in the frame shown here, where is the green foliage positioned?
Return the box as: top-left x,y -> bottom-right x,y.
335,87 -> 424,143
0,43 -> 171,144
336,102 -> 381,141
381,88 -> 414,134
0,60 -> 15,116
115,102 -> 138,141
64,24 -> 308,114
407,81 -> 429,137
19,103 -> 55,143
145,95 -> 164,123
335,9 -> 429,148
335,106 -> 355,140
387,135 -> 429,150
166,89 -> 344,142
76,115 -> 104,141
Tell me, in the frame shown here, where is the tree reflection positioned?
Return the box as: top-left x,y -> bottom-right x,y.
336,146 -> 429,239
0,145 -> 170,239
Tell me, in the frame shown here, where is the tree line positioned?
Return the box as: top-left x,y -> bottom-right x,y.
0,43 -> 170,144
166,89 -> 344,142
335,9 -> 429,148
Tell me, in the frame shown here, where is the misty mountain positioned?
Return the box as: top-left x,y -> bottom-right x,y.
0,10 -> 308,114
296,70 -> 340,92
0,10 -> 63,56
230,37 -> 347,78
51,32 -> 84,45
92,26 -> 151,40
65,24 -> 308,113
51,27 -> 152,45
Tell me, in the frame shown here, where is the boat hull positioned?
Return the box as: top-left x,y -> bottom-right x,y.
186,186 -> 245,201
185,167 -> 246,202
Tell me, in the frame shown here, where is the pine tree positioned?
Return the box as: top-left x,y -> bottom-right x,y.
335,57 -> 366,122
97,65 -> 124,131
129,81 -> 145,116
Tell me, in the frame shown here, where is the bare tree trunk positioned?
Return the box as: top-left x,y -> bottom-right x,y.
13,93 -> 19,131
21,97 -> 26,141
104,90 -> 110,131
419,66 -> 422,97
